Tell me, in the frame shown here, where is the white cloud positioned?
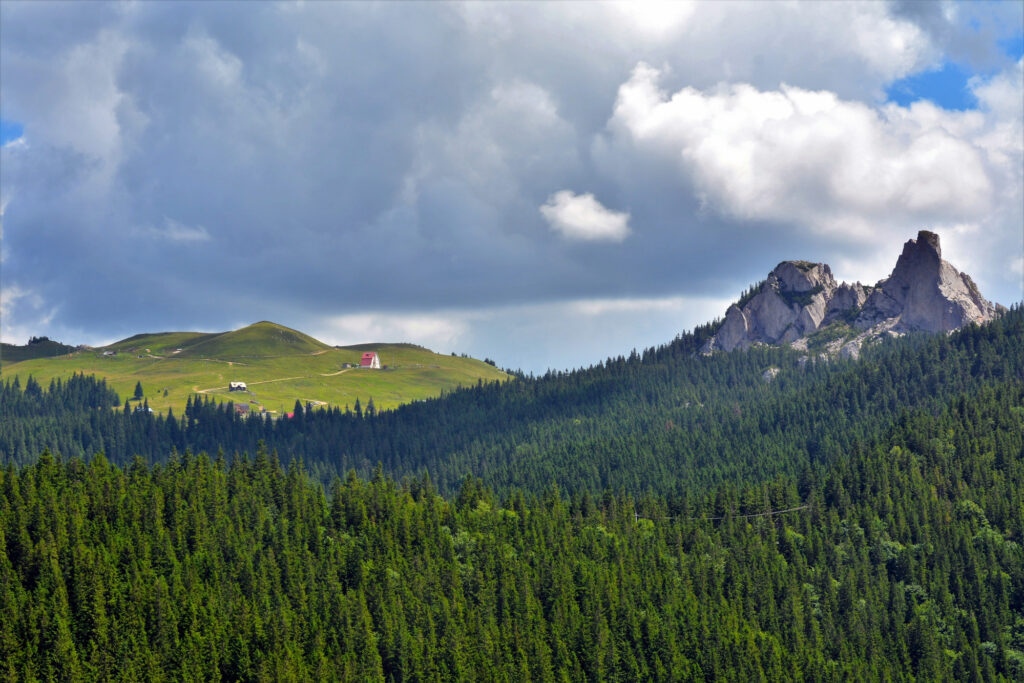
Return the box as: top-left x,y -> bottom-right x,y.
313,313 -> 470,352
847,3 -> 933,79
596,59 -> 1022,303
142,217 -> 212,243
568,296 -> 703,316
0,284 -> 56,344
611,1 -> 697,39
6,30 -> 144,191
0,283 -> 34,322
540,190 -> 631,242
454,2 -> 936,98
606,63 -> 1006,235
1,135 -> 26,149
185,30 -> 244,88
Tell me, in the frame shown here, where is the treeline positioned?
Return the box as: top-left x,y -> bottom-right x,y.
0,337 -> 78,365
2,306 -> 1022,497
1,383 -> 1022,681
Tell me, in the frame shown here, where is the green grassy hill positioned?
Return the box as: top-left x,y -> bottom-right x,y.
2,322 -> 508,414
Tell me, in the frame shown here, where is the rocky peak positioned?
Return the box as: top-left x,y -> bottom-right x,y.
883,230 -> 943,301
770,261 -> 836,294
860,230 -> 997,333
702,231 -> 1000,355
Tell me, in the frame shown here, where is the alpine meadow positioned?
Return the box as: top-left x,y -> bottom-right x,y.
2,2 -> 1023,682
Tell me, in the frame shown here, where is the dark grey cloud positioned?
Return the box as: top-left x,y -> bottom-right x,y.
890,0 -> 1023,69
2,1 -> 1020,371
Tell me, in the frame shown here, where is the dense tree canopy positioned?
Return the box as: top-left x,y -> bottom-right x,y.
1,385 -> 1022,680
1,305 -> 1022,680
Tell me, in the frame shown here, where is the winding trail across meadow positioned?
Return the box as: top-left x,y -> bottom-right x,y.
193,368 -> 352,394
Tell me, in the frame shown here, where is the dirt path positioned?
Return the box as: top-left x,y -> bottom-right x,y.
193,367 -> 349,394
246,375 -> 310,386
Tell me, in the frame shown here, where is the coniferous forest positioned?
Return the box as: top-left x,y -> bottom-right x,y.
1,306 -> 1022,680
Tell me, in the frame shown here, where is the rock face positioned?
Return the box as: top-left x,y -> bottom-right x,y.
702,231 -> 1000,356
857,231 -> 996,332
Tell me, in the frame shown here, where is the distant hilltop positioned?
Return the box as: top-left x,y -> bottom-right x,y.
0,336 -> 79,365
702,231 -> 1002,359
1,320 -> 508,415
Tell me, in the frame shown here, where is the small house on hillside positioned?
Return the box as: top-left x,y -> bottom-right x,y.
360,352 -> 381,369
233,403 -> 250,416
229,381 -> 247,392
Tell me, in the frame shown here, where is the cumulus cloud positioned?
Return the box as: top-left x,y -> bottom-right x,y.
540,191 -> 631,242
599,60 -> 1022,288
607,63 -> 1004,232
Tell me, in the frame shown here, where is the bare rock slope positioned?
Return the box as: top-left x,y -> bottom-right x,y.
703,231 -> 1000,359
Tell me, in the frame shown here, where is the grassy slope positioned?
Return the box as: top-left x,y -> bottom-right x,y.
2,322 -> 508,414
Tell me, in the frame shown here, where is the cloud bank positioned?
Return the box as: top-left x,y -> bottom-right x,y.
1,1 -> 1020,371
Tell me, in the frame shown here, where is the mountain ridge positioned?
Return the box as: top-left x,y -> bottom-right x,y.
702,230 -> 1001,359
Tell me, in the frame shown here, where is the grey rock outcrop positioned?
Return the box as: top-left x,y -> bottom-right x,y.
823,283 -> 866,324
716,305 -> 752,350
857,231 -> 996,332
702,231 -> 1000,356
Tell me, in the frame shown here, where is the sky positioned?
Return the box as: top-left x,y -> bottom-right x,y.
1,1 -> 1022,373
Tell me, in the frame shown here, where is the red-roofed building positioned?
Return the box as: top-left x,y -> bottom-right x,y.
360,351 -> 381,369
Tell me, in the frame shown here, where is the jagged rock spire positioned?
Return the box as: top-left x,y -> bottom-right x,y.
703,230 -> 999,356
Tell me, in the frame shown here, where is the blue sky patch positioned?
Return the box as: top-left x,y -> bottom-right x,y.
885,61 -> 978,111
0,119 -> 24,145
999,31 -> 1024,60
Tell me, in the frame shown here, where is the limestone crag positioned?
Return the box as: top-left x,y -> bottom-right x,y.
858,230 -> 996,332
702,231 -> 1000,357
711,261 -> 838,350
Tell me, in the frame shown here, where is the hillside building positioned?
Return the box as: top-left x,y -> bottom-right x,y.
360,352 -> 381,369
229,381 -> 247,391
